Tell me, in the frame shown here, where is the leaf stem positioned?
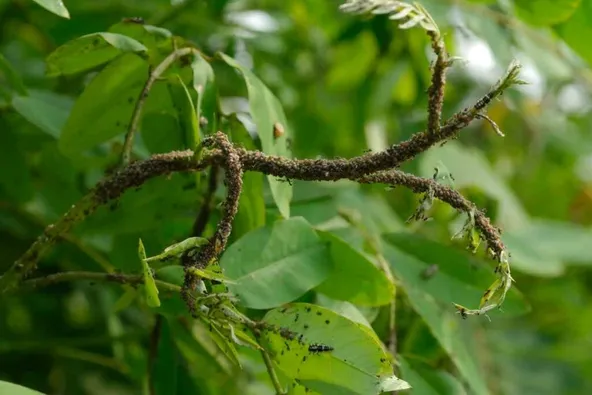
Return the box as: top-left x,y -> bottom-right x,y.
261,349 -> 285,395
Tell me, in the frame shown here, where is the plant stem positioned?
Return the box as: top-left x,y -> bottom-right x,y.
192,166 -> 219,236
14,271 -> 180,293
261,349 -> 285,395
426,30 -> 448,135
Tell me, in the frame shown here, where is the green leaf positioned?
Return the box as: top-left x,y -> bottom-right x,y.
191,52 -> 217,136
139,238 -> 161,307
400,288 -> 490,395
167,75 -> 200,150
59,52 -> 173,157
12,90 -> 72,138
168,319 -> 235,376
189,266 -> 236,284
419,142 -> 529,230
145,237 -> 209,265
557,0 -> 592,65
31,0 -> 70,19
58,52 -> 146,156
79,173 -> 196,235
46,33 -> 147,77
0,127 -> 34,202
108,21 -> 173,55
112,287 -> 138,313
314,295 -> 374,329
260,303 -> 410,395
152,319 -> 179,395
0,381 -> 44,395
382,233 -> 529,316
220,217 -> 332,309
502,220 -> 592,276
228,115 -> 266,238
141,111 -> 185,153
289,181 -> 403,234
315,231 -> 394,307
514,0 -> 581,26
218,52 -> 292,218
399,356 -> 468,395
0,53 -> 27,95
326,31 -> 378,91
199,317 -> 242,367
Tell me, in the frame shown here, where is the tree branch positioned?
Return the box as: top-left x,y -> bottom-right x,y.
358,170 -> 505,257
192,166 -> 219,237
0,61 -> 521,299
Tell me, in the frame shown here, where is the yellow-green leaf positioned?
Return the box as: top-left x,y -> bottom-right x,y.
139,238 -> 160,307
31,0 -> 70,19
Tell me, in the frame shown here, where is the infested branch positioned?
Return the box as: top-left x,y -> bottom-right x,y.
0,5 -> 524,319
182,133 -> 243,314
0,58 -> 519,296
358,170 -> 505,257
426,29 -> 448,135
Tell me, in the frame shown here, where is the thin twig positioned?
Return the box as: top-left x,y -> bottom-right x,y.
192,166 -> 219,236
13,271 -> 180,293
120,47 -> 201,166
261,349 -> 285,395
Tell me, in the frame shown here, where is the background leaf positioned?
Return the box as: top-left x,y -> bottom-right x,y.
513,0 -> 581,26
11,90 -> 72,138
219,52 -> 293,219
315,231 -> 394,307
383,233 -> 529,317
401,288 -> 490,395
0,381 -> 44,395
46,33 -> 146,77
31,0 -> 69,18
220,217 -> 332,309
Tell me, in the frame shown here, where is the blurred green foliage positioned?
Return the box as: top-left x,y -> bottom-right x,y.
2,0 -> 592,394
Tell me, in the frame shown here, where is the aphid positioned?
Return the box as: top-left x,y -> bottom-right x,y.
273,122 -> 285,139
308,343 -> 334,353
